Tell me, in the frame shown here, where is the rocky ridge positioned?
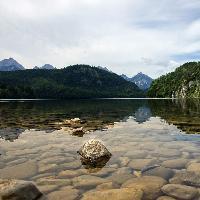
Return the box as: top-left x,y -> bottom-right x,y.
0,58 -> 25,71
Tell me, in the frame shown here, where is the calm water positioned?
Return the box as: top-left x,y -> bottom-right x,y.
0,99 -> 200,199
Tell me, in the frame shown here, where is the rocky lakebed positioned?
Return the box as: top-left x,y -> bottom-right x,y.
0,99 -> 200,200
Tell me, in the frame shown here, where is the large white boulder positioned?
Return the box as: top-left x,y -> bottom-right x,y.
78,139 -> 111,167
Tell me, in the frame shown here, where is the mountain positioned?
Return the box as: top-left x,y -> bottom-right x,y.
130,72 -> 153,90
33,66 -> 40,69
121,74 -> 130,81
41,64 -> 55,70
33,64 -> 55,70
0,64 -> 144,99
0,58 -> 25,71
148,62 -> 200,98
121,72 -> 153,90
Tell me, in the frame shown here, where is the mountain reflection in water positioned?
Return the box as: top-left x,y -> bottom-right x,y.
0,99 -> 199,141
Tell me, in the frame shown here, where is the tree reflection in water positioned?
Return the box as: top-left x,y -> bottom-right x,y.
0,99 -> 199,141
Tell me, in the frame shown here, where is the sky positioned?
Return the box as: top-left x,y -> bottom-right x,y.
0,0 -> 200,78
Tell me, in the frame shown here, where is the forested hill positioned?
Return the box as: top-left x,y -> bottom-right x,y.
148,62 -> 200,98
0,65 -> 144,99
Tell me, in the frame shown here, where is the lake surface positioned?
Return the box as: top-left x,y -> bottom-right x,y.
0,99 -> 200,199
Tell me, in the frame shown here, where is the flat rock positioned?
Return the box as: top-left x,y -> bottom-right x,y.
36,177 -> 71,187
37,185 -> 58,194
96,181 -> 119,190
161,184 -> 198,200
81,188 -> 143,200
90,167 -> 116,177
72,175 -> 108,189
0,179 -> 43,200
162,159 -> 188,169
169,171 -> 200,187
58,170 -> 81,178
187,163 -> 200,174
47,186 -> 79,200
107,173 -> 136,185
122,176 -> 167,200
142,166 -> 174,180
38,163 -> 57,173
128,159 -> 157,170
0,161 -> 37,179
157,196 -> 176,200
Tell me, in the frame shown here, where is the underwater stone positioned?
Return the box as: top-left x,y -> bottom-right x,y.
0,179 -> 43,200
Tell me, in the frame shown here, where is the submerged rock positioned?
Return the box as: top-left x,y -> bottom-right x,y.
169,171 -> 200,187
96,181 -> 119,190
162,158 -> 188,169
187,162 -> 200,174
63,118 -> 114,137
72,175 -> 107,189
71,127 -> 85,137
82,188 -> 143,200
78,140 -> 112,168
47,186 -> 79,200
128,159 -> 157,170
142,165 -> 174,181
122,176 -> 167,200
0,160 -> 37,179
0,179 -> 43,200
157,196 -> 176,200
161,184 -> 198,200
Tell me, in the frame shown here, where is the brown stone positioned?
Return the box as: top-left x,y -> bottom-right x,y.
187,163 -> 200,174
96,182 -> 119,190
162,159 -> 188,169
128,159 -> 156,170
47,186 -> 79,200
161,184 -> 198,200
157,196 -> 176,200
72,175 -> 108,189
81,188 -> 143,200
122,176 -> 167,200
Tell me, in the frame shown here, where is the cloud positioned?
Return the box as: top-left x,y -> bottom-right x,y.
0,0 -> 199,78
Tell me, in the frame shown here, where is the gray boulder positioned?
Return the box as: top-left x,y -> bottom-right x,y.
0,179 -> 43,200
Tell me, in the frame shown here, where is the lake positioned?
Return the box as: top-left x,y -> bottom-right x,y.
0,99 -> 200,199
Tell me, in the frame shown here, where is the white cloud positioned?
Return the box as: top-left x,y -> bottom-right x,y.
0,0 -> 199,78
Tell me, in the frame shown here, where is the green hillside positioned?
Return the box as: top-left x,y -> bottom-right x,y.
148,62 -> 200,98
0,65 -> 144,99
